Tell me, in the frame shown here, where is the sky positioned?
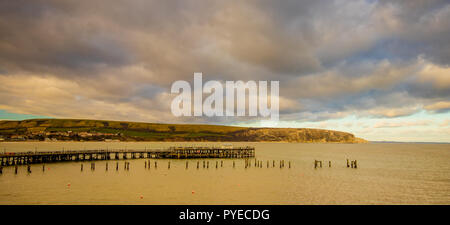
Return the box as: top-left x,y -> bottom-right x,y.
0,0 -> 449,142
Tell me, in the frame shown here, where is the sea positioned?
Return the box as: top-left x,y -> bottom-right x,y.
0,142 -> 449,204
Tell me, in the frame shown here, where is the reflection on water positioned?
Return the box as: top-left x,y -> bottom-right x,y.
0,142 -> 449,204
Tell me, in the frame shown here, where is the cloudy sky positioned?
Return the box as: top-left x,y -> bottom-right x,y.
1,0 -> 449,142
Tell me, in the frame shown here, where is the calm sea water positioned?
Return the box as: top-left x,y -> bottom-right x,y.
0,142 -> 449,205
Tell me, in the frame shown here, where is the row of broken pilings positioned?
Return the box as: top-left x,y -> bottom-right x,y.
0,159 -> 358,174
81,161 -> 130,171
0,164 -> 33,174
244,159 -> 291,169
313,159 -> 358,169
79,159 -> 292,171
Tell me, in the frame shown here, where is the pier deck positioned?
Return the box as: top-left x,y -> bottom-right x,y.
0,146 -> 255,166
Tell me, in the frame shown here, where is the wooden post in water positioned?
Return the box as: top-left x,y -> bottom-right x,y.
207,161 -> 209,169
267,161 -> 269,168
354,160 -> 357,169
216,161 -> 218,169
329,161 -> 331,168
289,161 -> 291,168
154,161 -> 157,169
221,161 -> 223,167
186,161 -> 188,169
197,161 -> 199,169
168,161 -> 170,169
106,162 -> 108,171
314,160 -> 317,169
203,161 -> 205,168
273,160 -> 275,168
347,159 -> 350,168
233,161 -> 235,168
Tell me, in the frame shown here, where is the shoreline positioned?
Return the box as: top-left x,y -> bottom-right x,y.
1,141 -> 449,144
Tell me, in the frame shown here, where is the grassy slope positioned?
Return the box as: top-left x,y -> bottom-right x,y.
0,119 -> 365,142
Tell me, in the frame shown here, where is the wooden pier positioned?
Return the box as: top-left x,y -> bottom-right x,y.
0,146 -> 255,166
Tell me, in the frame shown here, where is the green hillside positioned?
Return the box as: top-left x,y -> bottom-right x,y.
0,119 -> 367,143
